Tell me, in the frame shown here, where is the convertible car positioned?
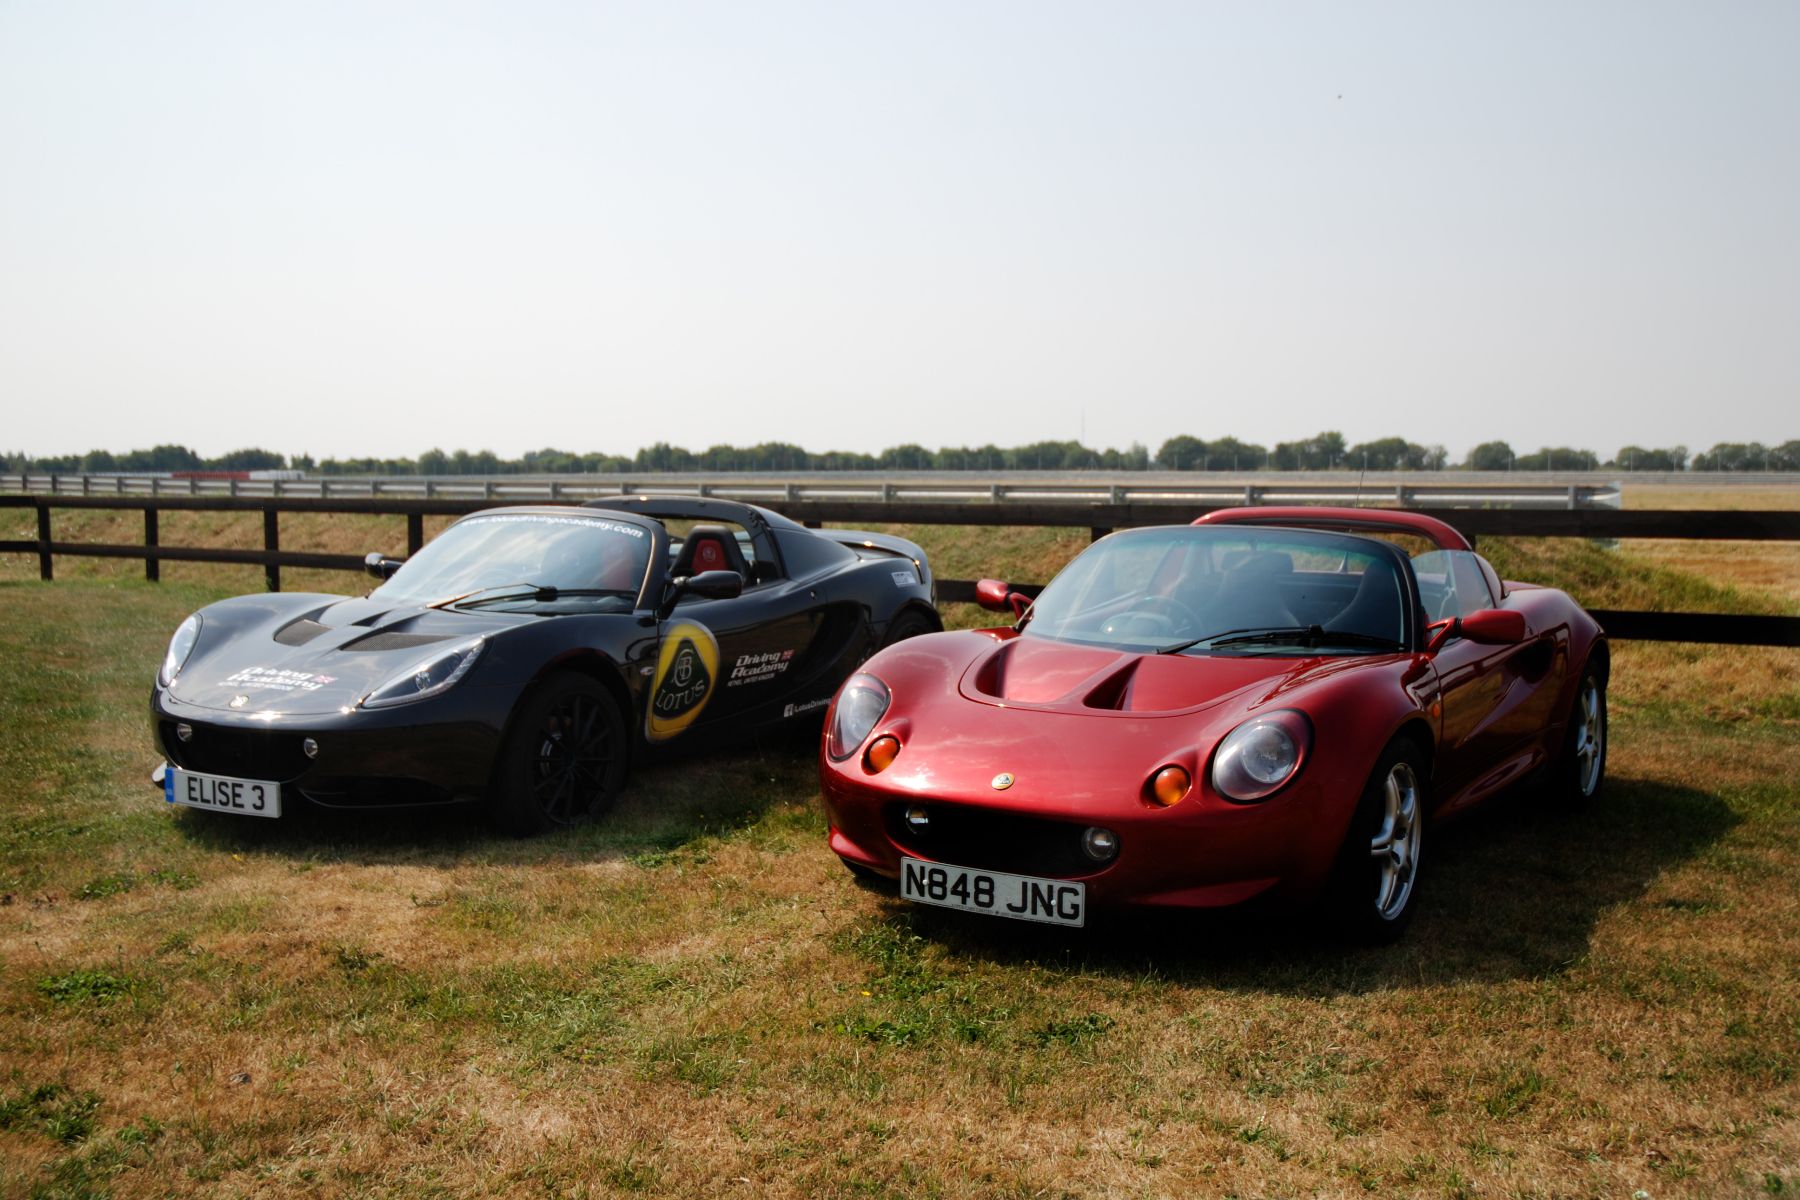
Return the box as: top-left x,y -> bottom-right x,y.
151,496 -> 938,833
820,506 -> 1607,941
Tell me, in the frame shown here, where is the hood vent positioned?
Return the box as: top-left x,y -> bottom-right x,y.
1080,662 -> 1139,711
342,631 -> 451,653
272,618 -> 332,647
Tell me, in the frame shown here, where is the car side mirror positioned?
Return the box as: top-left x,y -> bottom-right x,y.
364,552 -> 404,580
684,569 -> 743,601
657,569 -> 743,618
1460,608 -> 1527,645
1424,617 -> 1457,654
975,578 -> 1030,619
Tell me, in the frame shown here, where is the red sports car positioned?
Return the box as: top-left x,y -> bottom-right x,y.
819,507 -> 1608,941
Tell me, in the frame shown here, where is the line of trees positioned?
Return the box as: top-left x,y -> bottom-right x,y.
4,435 -> 1796,476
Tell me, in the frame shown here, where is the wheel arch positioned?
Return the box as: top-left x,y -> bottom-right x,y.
490,651 -> 638,790
1392,716 -> 1437,782
889,599 -> 944,636
1581,637 -> 1611,684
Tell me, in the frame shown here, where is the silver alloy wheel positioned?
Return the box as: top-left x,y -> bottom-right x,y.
1368,761 -> 1421,921
1572,675 -> 1605,797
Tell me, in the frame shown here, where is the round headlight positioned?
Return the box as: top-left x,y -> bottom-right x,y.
1211,711 -> 1312,802
828,674 -> 890,761
159,614 -> 202,687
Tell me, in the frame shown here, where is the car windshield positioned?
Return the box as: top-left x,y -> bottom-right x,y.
1022,526 -> 1409,654
371,513 -> 653,613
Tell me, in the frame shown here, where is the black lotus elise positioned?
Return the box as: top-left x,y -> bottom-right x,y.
150,496 -> 938,833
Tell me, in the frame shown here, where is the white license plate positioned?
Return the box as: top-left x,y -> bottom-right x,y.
899,857 -> 1085,927
164,765 -> 282,819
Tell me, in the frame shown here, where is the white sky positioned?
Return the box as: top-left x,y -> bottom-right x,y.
2,1 -> 1795,461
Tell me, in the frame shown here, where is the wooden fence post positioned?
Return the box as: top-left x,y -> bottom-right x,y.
36,503 -> 52,581
144,508 -> 159,582
263,509 -> 281,592
407,512 -> 424,556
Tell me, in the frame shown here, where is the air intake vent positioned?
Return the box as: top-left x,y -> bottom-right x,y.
273,619 -> 331,647
343,631 -> 451,652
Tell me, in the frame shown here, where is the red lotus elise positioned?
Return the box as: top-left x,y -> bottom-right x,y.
819,507 -> 1608,941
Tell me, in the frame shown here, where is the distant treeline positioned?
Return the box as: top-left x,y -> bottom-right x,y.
4,434 -> 1795,476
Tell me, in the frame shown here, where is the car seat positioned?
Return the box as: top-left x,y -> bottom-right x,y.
1205,551 -> 1298,632
671,525 -> 751,580
1323,563 -> 1404,643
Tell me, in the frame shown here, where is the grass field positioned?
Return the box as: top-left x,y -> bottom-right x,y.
1,510 -> 1797,1197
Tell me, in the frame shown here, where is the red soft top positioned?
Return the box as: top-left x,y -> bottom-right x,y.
1191,505 -> 1473,551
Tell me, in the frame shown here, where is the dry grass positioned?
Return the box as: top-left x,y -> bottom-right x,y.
1,508 -> 1797,1197
1623,483 -> 1800,511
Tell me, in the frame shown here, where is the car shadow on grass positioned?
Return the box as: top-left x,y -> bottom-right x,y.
165,726 -> 823,869
863,773 -> 1738,994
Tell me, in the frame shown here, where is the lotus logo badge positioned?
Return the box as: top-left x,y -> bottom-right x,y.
991,772 -> 1015,791
229,695 -> 249,709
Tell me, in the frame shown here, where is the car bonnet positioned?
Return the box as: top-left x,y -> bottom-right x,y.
956,634 -> 1366,717
166,596 -> 520,716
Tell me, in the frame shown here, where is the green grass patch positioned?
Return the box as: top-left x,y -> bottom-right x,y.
0,555 -> 1796,1196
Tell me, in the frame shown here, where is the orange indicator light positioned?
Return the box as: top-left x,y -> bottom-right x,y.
865,736 -> 901,773
1151,765 -> 1191,807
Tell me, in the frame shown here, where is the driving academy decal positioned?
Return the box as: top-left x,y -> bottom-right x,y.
726,648 -> 794,688
222,666 -> 338,692
646,621 -> 719,742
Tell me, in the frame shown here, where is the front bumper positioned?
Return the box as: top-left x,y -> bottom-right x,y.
820,767 -> 1350,912
150,684 -> 509,810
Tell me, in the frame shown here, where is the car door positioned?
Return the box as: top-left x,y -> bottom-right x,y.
1420,550 -> 1527,808
685,578 -> 826,726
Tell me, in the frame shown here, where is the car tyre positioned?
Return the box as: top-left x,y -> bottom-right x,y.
1555,664 -> 1608,805
491,672 -> 628,836
1324,736 -> 1427,945
880,610 -> 937,648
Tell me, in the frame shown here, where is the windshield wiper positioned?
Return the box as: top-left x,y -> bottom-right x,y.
455,588 -> 629,610
427,582 -> 561,610
1159,625 -> 1403,654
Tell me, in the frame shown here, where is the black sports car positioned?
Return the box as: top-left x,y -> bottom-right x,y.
150,497 -> 939,833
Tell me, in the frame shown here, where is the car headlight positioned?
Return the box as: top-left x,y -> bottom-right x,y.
159,614 -> 202,687
1211,710 -> 1311,802
360,637 -> 486,709
828,673 -> 890,761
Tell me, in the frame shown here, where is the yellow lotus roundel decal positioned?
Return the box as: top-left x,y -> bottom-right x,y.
646,621 -> 719,742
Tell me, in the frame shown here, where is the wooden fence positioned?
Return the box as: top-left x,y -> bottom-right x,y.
3,494 -> 1796,647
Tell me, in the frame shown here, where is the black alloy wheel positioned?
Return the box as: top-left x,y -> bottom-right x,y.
493,672 -> 628,835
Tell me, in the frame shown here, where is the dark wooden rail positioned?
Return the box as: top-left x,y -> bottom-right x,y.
3,494 -> 1796,646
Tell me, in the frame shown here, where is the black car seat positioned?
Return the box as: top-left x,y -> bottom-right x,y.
1324,563 -> 1405,643
671,525 -> 751,580
1205,551 -> 1298,632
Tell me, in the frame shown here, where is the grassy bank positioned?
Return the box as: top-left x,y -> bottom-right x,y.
1,523 -> 1796,1197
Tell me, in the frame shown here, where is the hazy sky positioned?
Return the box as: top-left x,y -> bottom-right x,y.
2,1 -> 1795,462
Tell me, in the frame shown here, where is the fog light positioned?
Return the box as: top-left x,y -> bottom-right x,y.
302,737 -> 319,759
865,735 -> 901,773
1082,826 -> 1119,862
175,723 -> 193,743
1151,765 -> 1191,807
904,805 -> 931,833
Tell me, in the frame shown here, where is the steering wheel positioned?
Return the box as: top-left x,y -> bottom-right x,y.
1103,594 -> 1201,637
